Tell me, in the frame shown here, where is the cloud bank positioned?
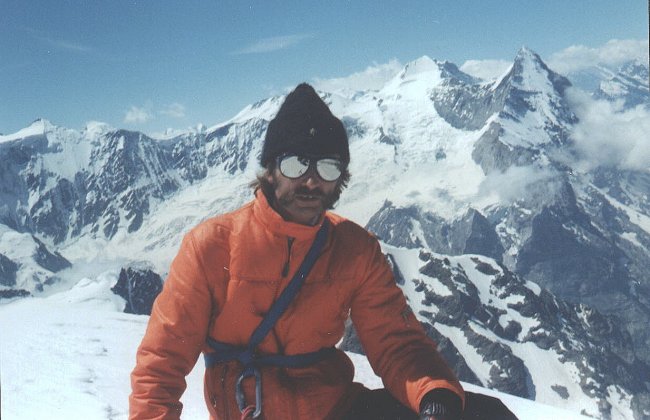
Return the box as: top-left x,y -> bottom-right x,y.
124,102 -> 188,125
160,103 -> 186,119
312,59 -> 403,92
566,88 -> 650,171
548,39 -> 649,74
124,106 -> 153,124
478,165 -> 558,204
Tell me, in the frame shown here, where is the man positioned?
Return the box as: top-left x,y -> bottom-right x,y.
130,83 -> 465,419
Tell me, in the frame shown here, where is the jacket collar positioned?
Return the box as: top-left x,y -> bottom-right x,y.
253,189 -> 327,240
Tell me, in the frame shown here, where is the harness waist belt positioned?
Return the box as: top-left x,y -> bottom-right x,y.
204,337 -> 337,369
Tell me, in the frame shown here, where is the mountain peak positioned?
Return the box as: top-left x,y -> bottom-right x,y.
619,60 -> 650,80
508,46 -> 571,94
384,55 -> 474,92
83,121 -> 114,138
0,118 -> 56,143
400,55 -> 440,77
515,45 -> 536,57
30,118 -> 55,131
513,46 -> 546,70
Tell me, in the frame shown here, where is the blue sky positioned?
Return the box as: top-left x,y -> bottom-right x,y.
1,0 -> 648,136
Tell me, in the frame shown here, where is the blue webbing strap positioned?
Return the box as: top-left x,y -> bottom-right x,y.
204,337 -> 336,368
203,219 -> 333,418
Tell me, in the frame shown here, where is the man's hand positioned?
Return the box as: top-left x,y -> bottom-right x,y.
419,389 -> 462,420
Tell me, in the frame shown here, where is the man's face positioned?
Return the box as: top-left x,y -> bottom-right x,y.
267,160 -> 339,226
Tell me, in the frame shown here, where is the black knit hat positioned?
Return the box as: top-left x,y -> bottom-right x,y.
260,83 -> 349,168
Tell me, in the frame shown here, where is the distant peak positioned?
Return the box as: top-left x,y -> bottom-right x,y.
514,46 -> 543,63
620,59 -> 650,74
396,56 -> 470,84
24,118 -> 60,136
411,55 -> 437,65
0,119 -> 57,143
510,46 -> 557,80
498,45 -> 572,96
83,121 -> 114,137
30,118 -> 54,131
401,55 -> 440,75
518,45 -> 533,54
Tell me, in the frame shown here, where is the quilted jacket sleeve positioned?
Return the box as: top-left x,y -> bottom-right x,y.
350,237 -> 465,413
129,230 -> 216,420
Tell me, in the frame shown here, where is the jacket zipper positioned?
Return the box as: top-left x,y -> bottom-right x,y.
281,237 -> 295,277
221,364 -> 230,420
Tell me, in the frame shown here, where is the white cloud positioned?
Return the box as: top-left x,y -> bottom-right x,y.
124,105 -> 153,124
124,102 -> 187,125
312,59 -> 403,93
478,165 -> 558,204
25,27 -> 93,53
233,33 -> 314,54
548,39 -> 649,74
40,37 -> 92,53
566,88 -> 650,171
460,59 -> 512,81
160,103 -> 186,119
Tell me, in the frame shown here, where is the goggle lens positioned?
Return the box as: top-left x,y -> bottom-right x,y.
278,155 -> 342,182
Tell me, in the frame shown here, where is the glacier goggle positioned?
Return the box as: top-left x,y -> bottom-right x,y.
276,154 -> 344,182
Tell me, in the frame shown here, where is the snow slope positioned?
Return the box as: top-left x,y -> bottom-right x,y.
0,271 -> 590,420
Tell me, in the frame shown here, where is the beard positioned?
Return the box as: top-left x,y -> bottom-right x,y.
254,166 -> 350,211
252,166 -> 350,224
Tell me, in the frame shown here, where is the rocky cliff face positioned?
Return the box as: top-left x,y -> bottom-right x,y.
368,201 -> 504,262
340,249 -> 650,419
111,262 -> 163,315
0,223 -> 71,294
594,61 -> 650,109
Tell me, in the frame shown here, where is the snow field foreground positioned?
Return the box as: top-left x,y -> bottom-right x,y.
0,272 -> 590,419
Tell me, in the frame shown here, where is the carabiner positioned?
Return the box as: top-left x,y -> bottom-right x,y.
235,366 -> 262,418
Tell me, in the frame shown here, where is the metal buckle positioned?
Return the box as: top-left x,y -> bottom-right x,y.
235,366 -> 262,418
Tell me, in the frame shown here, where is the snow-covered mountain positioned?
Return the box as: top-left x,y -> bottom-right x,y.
594,60 -> 649,109
0,223 -> 70,293
340,247 -> 647,419
1,47 -> 649,419
566,60 -> 649,110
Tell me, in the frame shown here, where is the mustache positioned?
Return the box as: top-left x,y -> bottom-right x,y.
294,187 -> 325,197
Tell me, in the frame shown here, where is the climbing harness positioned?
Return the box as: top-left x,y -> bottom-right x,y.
204,219 -> 334,419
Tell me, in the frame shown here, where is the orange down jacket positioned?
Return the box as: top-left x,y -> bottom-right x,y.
130,190 -> 464,419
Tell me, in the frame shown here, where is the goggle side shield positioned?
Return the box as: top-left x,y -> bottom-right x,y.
277,155 -> 343,182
